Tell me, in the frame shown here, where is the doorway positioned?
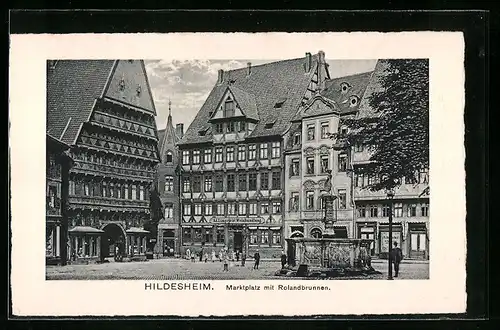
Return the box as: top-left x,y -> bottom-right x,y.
233,232 -> 243,252
101,223 -> 126,261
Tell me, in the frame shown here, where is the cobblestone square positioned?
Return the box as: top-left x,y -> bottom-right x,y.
46,258 -> 429,280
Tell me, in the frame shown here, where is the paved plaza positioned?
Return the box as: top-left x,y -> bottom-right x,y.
46,258 -> 429,280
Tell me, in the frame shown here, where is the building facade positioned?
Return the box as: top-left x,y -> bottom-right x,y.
46,134 -> 72,265
46,60 -> 160,263
177,52 -> 330,259
156,102 -> 183,257
283,60 -> 430,260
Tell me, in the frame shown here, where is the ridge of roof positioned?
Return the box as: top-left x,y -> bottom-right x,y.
179,54 -> 320,145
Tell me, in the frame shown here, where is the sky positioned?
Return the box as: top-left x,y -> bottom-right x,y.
144,59 -> 377,131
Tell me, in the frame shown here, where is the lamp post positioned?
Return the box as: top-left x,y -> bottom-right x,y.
386,188 -> 395,280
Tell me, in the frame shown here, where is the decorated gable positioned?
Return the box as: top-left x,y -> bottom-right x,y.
210,89 -> 244,120
104,60 -> 156,114
303,96 -> 339,119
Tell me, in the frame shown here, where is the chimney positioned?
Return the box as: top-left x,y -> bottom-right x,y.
304,52 -> 312,73
217,69 -> 224,84
247,62 -> 252,76
176,123 -> 184,139
317,50 -> 326,92
318,50 -> 325,64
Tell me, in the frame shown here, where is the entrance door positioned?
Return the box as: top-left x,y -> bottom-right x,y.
409,232 -> 427,259
233,232 -> 243,252
360,232 -> 375,256
101,223 -> 125,261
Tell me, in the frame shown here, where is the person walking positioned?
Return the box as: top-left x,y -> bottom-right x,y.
280,250 -> 287,269
199,247 -> 204,262
223,249 -> 229,272
236,250 -> 240,262
241,252 -> 246,267
253,249 -> 260,270
390,241 -> 403,277
211,250 -> 217,262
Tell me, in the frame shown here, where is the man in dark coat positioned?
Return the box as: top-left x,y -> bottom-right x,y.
280,250 -> 287,269
253,250 -> 260,270
390,242 -> 403,277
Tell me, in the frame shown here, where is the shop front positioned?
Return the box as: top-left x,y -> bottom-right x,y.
408,223 -> 429,260
378,223 -> 403,259
126,227 -> 150,260
357,222 -> 377,256
68,226 -> 104,263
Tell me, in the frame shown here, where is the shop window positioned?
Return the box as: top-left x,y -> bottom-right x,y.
194,228 -> 203,242
204,228 -> 213,243
249,230 -> 258,245
216,227 -> 225,243
272,231 -> 281,245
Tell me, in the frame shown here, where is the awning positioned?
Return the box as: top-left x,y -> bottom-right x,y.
126,227 -> 150,234
270,227 -> 281,230
68,226 -> 104,234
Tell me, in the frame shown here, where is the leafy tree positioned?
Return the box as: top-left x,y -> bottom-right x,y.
341,59 -> 429,191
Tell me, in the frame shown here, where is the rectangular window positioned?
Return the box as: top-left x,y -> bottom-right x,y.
271,170 -> 281,190
321,122 -> 330,139
307,124 -> 315,141
338,153 -> 348,172
131,184 -> 137,200
369,205 -> 378,217
205,204 -> 213,216
293,133 -> 301,145
204,148 -> 212,164
226,146 -> 234,162
272,201 -> 282,214
355,143 -> 363,152
260,172 -> 269,190
290,192 -> 299,211
271,142 -> 280,158
320,156 -> 329,173
204,228 -> 213,243
215,175 -> 223,192
227,174 -> 235,192
194,204 -> 202,216
306,191 -> 314,210
238,174 -> 247,191
183,204 -> 191,216
394,203 -> 403,217
248,144 -> 256,160
338,189 -> 347,209
382,205 -> 390,217
419,167 -> 429,184
238,145 -> 246,161
260,202 -> 269,215
306,157 -> 315,175
226,122 -> 235,133
228,203 -> 236,215
203,176 -> 212,192
250,230 -> 258,244
217,204 -> 225,216
260,230 -> 269,244
193,150 -> 200,164
238,203 -> 247,216
272,231 -> 281,245
421,203 -> 429,217
215,123 -> 223,134
182,150 -> 190,165
239,121 -> 246,132
259,143 -> 268,159
139,186 -> 144,200
192,175 -> 201,193
216,227 -> 225,243
408,204 -> 417,217
116,184 -> 121,199
248,173 -> 257,191
249,202 -> 257,215
215,147 -> 223,163
194,228 -> 203,242
182,228 -> 192,244
164,175 -> 174,192
358,205 -> 366,217
291,159 -> 300,176
165,203 -> 173,218
355,173 -> 364,187
224,100 -> 235,117
182,177 -> 191,193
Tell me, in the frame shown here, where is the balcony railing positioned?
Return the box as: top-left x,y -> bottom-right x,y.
72,161 -> 155,180
68,195 -> 149,208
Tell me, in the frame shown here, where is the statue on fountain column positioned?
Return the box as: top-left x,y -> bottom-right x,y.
322,170 -> 336,238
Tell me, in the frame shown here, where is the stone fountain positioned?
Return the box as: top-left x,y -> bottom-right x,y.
276,172 -> 380,278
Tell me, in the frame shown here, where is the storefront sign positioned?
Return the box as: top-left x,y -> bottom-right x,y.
380,231 -> 401,253
212,217 -> 263,224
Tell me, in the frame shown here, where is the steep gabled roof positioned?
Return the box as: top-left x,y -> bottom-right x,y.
47,60 -> 116,145
291,93 -> 340,121
179,55 -> 320,145
159,113 -> 180,159
355,60 -> 390,119
227,85 -> 259,121
321,70 -> 374,114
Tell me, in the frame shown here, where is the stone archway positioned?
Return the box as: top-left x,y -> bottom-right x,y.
101,223 -> 126,260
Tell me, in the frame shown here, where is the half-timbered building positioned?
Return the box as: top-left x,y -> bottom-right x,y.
46,60 -> 161,263
177,52 -> 330,259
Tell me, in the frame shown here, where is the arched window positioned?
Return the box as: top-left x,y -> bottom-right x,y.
310,228 -> 323,239
166,151 -> 173,164
290,231 -> 304,238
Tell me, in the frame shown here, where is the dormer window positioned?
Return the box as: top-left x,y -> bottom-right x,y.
199,128 -> 208,136
238,121 -> 246,132
119,78 -> 125,91
136,85 -> 142,97
274,98 -> 286,108
293,133 -> 301,145
349,95 -> 359,107
265,120 -> 276,129
226,122 -> 235,133
340,82 -> 350,93
215,123 -> 223,134
224,100 -> 235,117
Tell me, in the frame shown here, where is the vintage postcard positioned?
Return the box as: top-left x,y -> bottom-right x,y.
9,32 -> 466,316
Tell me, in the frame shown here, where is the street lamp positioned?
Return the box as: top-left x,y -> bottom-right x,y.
385,188 -> 395,280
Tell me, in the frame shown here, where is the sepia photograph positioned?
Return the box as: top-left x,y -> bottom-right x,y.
45,54 -> 429,281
